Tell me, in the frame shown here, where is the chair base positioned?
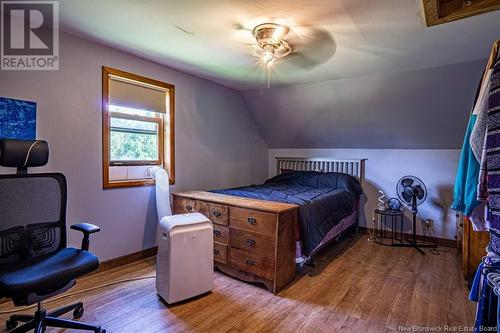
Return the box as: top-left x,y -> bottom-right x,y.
6,301 -> 105,333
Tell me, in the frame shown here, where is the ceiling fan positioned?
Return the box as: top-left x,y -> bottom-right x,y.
240,21 -> 336,87
252,23 -> 292,68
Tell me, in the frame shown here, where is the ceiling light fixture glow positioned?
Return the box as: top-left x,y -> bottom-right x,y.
252,23 -> 291,66
252,22 -> 291,87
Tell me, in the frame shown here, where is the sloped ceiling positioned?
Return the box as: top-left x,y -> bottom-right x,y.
57,0 -> 498,149
242,59 -> 485,149
58,0 -> 500,90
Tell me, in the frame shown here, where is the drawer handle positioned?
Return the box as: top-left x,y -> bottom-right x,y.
245,258 -> 255,266
214,249 -> 220,255
213,229 -> 221,237
247,217 -> 257,225
246,239 -> 256,247
185,205 -> 193,212
212,210 -> 222,218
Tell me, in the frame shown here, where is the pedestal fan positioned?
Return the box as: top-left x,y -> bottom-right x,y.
394,175 -> 436,255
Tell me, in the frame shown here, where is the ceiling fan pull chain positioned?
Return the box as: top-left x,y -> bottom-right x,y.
267,67 -> 271,89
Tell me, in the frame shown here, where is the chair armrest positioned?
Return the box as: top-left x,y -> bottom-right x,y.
71,223 -> 100,251
71,223 -> 100,234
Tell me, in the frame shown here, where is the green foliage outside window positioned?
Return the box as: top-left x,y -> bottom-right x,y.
108,105 -> 160,162
110,130 -> 158,161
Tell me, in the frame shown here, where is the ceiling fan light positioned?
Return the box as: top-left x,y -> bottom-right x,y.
262,45 -> 275,64
253,23 -> 289,43
253,23 -> 291,56
252,22 -> 291,86
273,41 -> 291,58
265,58 -> 275,67
272,26 -> 286,42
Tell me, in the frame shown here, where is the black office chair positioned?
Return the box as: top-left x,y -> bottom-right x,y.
0,139 -> 105,333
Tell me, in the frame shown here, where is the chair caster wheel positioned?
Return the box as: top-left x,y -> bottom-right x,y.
73,305 -> 84,319
97,329 -> 106,333
6,319 -> 18,330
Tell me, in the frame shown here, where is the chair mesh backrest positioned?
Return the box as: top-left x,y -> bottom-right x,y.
0,174 -> 66,264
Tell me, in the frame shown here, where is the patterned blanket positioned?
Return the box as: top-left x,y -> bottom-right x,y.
486,53 -> 500,255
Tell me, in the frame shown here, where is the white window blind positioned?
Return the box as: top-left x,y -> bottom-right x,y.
109,75 -> 167,113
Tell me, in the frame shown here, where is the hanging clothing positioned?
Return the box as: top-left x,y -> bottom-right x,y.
452,113 -> 481,216
486,52 -> 500,256
469,42 -> 500,333
470,260 -> 500,332
452,70 -> 489,216
469,70 -> 493,230
470,201 -> 489,231
479,133 -> 489,203
474,134 -> 490,231
471,69 -> 494,162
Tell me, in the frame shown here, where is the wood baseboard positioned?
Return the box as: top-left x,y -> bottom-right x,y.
0,247 -> 158,305
94,246 -> 158,274
358,227 -> 457,248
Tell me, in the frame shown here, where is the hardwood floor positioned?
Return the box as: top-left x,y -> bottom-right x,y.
0,235 -> 476,333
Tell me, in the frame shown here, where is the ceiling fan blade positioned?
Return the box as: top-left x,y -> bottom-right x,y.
283,27 -> 336,69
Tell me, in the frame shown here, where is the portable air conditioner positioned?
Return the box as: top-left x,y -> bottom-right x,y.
156,213 -> 213,304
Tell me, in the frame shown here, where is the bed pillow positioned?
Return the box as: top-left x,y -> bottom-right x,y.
265,170 -> 362,196
317,172 -> 363,195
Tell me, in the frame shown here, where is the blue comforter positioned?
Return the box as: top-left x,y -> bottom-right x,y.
212,171 -> 363,256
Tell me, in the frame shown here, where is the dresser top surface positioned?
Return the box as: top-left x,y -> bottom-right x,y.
172,191 -> 299,213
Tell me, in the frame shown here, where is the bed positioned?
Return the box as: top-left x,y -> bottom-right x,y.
212,165 -> 363,262
172,157 -> 365,293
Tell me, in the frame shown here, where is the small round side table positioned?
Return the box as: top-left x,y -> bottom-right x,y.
373,208 -> 404,246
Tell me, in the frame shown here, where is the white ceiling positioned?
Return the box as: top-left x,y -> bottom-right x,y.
58,0 -> 500,90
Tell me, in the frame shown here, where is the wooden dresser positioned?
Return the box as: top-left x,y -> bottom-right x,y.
172,191 -> 299,294
458,215 -> 489,280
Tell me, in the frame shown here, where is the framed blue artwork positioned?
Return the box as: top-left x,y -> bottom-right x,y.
0,97 -> 37,140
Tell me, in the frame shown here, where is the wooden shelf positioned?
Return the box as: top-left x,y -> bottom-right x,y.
423,0 -> 500,26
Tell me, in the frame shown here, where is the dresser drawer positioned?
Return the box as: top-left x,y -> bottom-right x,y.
213,224 -> 228,244
204,202 -> 229,226
173,197 -> 199,214
229,207 -> 276,236
228,248 -> 275,280
229,228 -> 275,258
214,242 -> 227,264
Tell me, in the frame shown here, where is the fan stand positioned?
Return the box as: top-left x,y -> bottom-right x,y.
393,193 -> 436,255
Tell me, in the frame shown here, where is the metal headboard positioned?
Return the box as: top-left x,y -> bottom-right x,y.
275,157 -> 366,183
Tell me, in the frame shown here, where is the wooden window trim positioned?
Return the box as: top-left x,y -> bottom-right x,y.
102,66 -> 175,189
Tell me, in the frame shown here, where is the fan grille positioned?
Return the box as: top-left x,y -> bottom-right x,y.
396,175 -> 427,206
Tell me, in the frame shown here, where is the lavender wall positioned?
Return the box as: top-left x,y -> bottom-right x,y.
0,32 -> 268,261
269,149 -> 460,240
242,59 -> 486,149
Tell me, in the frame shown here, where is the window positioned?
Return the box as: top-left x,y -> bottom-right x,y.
102,67 -> 175,189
